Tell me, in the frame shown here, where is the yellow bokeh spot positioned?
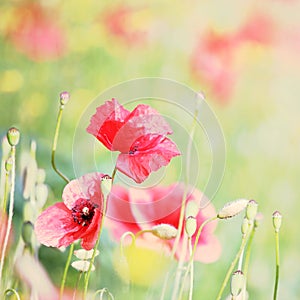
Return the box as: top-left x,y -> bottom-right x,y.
113,244 -> 172,287
0,70 -> 24,93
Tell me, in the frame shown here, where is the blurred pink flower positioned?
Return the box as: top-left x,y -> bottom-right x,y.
35,173 -> 107,250
106,183 -> 221,263
102,5 -> 147,45
7,3 -> 66,61
87,99 -> 180,183
191,31 -> 239,103
0,210 -> 11,258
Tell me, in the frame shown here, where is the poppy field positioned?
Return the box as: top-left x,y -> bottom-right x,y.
1,1 -> 300,299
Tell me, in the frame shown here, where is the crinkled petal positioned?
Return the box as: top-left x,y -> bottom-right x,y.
35,203 -> 86,248
112,104 -> 174,152
62,172 -> 105,210
86,98 -> 130,150
116,135 -> 180,183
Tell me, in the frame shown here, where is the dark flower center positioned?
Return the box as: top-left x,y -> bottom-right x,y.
72,199 -> 97,226
129,145 -> 138,155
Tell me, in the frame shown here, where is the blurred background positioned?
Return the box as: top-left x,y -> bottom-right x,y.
1,0 -> 300,299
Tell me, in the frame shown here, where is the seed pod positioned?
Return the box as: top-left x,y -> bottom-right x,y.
59,91 -> 70,105
151,224 -> 178,240
230,270 -> 245,297
246,200 -> 258,221
272,211 -> 282,233
218,199 -> 249,219
101,175 -> 112,200
185,216 -> 197,238
7,127 -> 20,146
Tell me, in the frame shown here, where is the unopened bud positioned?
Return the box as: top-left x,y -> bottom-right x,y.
185,201 -> 199,218
60,91 -> 70,105
22,221 -> 34,246
185,216 -> 197,238
218,199 -> 249,219
71,260 -> 95,272
5,157 -> 13,173
230,270 -> 245,297
151,224 -> 178,240
101,175 -> 112,200
7,127 -> 20,146
246,200 -> 258,221
272,211 -> 282,233
74,249 -> 99,260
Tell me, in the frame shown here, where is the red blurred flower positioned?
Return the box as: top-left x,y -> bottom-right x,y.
7,3 -> 66,61
102,5 -> 147,45
191,31 -> 239,103
87,99 -> 180,183
106,183 -> 221,263
35,173 -> 108,250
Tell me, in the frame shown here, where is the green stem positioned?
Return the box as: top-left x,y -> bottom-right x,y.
273,231 -> 280,300
73,271 -> 83,300
60,243 -> 74,300
4,288 -> 21,300
2,172 -> 9,212
51,105 -> 69,184
83,168 -> 117,299
0,147 -> 16,288
215,225 -> 252,300
188,237 -> 194,300
241,226 -> 256,299
178,216 -> 217,299
171,103 -> 199,258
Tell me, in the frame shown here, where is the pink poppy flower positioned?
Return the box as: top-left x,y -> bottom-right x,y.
87,99 -> 180,183
7,3 -> 66,61
106,183 -> 221,263
102,5 -> 147,45
191,31 -> 239,103
35,173 -> 108,250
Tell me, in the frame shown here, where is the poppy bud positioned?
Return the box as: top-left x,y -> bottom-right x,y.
230,270 -> 245,297
185,200 -> 199,218
246,200 -> 258,221
218,199 -> 249,219
185,216 -> 197,238
5,157 -> 13,173
272,211 -> 282,233
59,91 -> 70,106
74,249 -> 99,260
35,183 -> 48,208
22,221 -> 34,246
151,224 -> 178,240
101,175 -> 112,200
71,260 -> 95,272
7,127 -> 20,146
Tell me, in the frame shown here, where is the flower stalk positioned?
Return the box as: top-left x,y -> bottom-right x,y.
51,93 -> 70,184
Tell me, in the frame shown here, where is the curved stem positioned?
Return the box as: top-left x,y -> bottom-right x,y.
0,146 -> 16,287
51,106 -> 69,184
4,288 -> 21,300
273,231 -> 280,300
73,271 -> 83,300
215,225 -> 252,300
